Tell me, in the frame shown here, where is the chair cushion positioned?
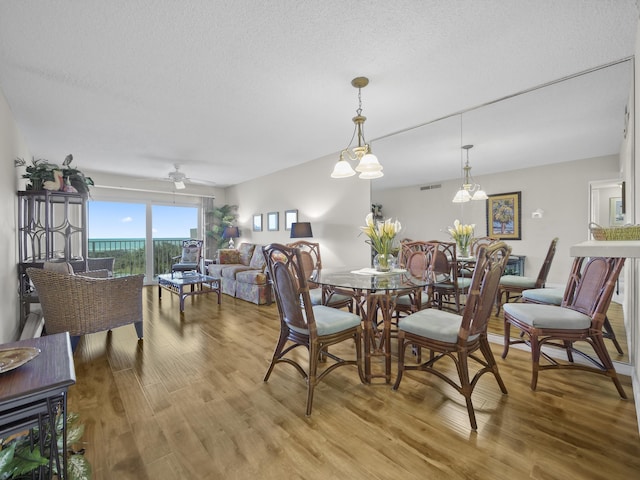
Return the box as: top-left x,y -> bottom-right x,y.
173,262 -> 198,270
503,303 -> 591,329
399,308 -> 478,344
309,288 -> 352,307
181,246 -> 200,263
395,293 -> 430,307
289,305 -> 361,336
499,275 -> 537,288
43,261 -> 74,274
522,288 -> 564,305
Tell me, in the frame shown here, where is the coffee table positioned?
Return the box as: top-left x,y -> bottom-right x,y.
158,272 -> 221,312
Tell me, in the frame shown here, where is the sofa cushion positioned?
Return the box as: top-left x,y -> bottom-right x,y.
221,265 -> 254,280
217,249 -> 240,264
238,243 -> 256,266
249,246 -> 267,270
236,269 -> 268,286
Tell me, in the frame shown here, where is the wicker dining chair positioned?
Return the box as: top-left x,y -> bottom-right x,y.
27,267 -> 144,351
428,241 -> 472,313
393,241 -> 512,430
395,241 -> 434,318
262,243 -> 365,416
495,237 -> 558,315
522,287 -> 624,355
503,256 -> 626,397
287,240 -> 354,311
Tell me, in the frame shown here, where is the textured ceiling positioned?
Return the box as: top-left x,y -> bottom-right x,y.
0,1 -> 637,191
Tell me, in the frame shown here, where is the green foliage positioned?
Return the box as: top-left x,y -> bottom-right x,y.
208,204 -> 239,249
0,411 -> 91,480
15,154 -> 94,192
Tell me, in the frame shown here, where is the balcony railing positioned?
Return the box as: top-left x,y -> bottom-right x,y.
87,238 -> 185,277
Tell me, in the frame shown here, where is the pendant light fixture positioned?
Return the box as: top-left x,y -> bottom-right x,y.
331,77 -> 383,179
452,144 -> 488,203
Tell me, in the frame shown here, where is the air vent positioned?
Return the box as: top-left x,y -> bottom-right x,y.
420,184 -> 442,191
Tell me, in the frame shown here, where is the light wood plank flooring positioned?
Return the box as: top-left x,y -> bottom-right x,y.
67,287 -> 640,479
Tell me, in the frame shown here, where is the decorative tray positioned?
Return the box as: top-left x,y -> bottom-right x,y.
0,347 -> 41,373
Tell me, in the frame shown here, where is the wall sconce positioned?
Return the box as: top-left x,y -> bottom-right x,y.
531,208 -> 544,219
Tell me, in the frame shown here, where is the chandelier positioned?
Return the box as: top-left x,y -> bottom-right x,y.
331,77 -> 383,179
452,144 -> 488,203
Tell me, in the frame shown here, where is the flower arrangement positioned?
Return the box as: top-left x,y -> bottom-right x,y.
361,213 -> 401,271
448,219 -> 475,256
361,212 -> 402,255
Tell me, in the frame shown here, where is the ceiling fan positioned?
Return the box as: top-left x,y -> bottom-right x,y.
164,164 -> 214,189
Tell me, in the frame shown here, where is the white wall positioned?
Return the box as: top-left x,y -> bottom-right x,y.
226,153 -> 372,268
374,155 -> 619,286
1,86 -> 30,343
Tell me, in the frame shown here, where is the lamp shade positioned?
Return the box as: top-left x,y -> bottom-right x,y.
222,226 -> 240,239
290,222 -> 313,238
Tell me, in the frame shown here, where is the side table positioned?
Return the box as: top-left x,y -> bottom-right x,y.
0,332 -> 76,479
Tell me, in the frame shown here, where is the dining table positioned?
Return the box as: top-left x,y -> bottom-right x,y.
313,267 -> 430,383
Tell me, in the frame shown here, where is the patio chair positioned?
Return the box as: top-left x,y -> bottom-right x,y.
495,237 -> 558,315
171,239 -> 203,276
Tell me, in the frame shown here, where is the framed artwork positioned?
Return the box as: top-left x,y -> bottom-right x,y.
486,191 -> 521,240
267,211 -> 279,231
609,197 -> 624,226
284,209 -> 298,231
253,214 -> 263,232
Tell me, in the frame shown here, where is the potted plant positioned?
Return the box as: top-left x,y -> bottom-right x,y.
15,154 -> 94,193
0,411 -> 91,480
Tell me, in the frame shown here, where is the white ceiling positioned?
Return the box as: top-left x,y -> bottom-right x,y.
0,1 -> 637,192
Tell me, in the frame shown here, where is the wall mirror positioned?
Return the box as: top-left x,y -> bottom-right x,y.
372,58 -> 634,367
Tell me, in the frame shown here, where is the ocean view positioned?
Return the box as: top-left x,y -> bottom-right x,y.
88,238 -> 183,253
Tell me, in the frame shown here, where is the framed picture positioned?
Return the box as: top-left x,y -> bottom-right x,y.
609,197 -> 624,226
284,209 -> 298,231
267,211 -> 279,231
486,191 -> 521,240
252,214 -> 263,232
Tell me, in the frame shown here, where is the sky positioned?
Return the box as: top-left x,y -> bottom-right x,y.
88,201 -> 198,239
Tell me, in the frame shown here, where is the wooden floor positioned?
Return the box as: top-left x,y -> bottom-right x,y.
67,287 -> 640,479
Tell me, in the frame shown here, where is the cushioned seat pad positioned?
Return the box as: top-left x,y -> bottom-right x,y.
522,287 -> 564,305
289,305 -> 362,336
399,308 -> 479,343
308,288 -> 352,306
504,303 -> 591,329
499,275 -> 537,288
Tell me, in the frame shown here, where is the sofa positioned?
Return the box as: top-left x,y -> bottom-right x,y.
207,243 -> 271,305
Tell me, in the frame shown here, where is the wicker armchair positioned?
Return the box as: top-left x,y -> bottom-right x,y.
27,268 -> 144,350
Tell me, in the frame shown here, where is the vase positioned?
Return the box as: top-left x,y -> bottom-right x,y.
457,244 -> 470,258
374,253 -> 396,272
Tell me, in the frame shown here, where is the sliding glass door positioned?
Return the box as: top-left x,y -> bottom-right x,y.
88,201 -> 199,280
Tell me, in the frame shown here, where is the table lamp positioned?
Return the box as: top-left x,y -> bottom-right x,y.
290,222 -> 313,238
222,226 -> 240,248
